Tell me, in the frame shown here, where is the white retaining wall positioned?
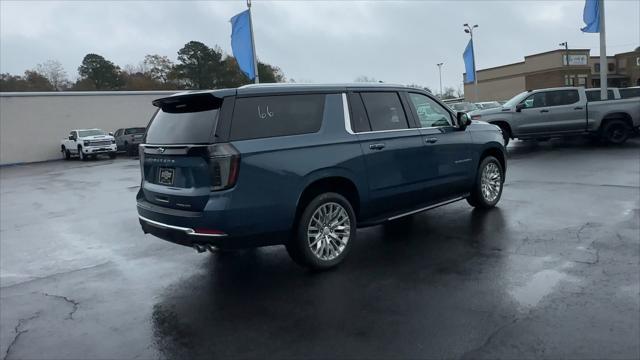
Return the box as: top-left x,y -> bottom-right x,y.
0,91 -> 177,165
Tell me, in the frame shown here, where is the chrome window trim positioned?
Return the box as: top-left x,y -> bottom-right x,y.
343,92 -> 456,135
351,127 -> 423,135
342,93 -> 355,134
138,215 -> 227,237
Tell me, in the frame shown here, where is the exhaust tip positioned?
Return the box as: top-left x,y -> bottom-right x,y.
193,244 -> 206,253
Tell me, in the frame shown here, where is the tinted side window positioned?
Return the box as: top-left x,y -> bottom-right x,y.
348,93 -> 371,133
619,88 -> 640,99
360,92 -> 408,131
586,90 -> 614,102
408,93 -> 452,127
545,90 -> 580,106
230,94 -> 325,141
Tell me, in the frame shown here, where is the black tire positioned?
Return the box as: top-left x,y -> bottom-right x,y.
286,192 -> 356,270
601,119 -> 631,145
109,152 -> 117,159
498,124 -> 511,147
78,146 -> 87,161
62,147 -> 71,160
467,156 -> 504,209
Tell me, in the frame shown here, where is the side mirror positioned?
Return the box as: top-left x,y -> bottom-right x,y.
109,132 -> 114,136
457,112 -> 472,130
68,135 -> 74,140
515,103 -> 525,112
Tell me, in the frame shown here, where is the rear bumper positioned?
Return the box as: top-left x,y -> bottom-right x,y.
137,201 -> 286,249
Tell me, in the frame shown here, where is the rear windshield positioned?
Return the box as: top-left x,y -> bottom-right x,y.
125,127 -> 146,135
146,94 -> 221,144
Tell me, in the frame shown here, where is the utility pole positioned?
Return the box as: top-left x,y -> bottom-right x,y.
437,63 -> 444,98
247,0 -> 259,84
464,24 -> 479,102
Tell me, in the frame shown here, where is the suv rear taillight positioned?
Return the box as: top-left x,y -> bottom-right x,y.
207,143 -> 240,191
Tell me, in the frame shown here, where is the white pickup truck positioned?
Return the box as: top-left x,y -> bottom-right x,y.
469,87 -> 640,145
61,129 -> 117,160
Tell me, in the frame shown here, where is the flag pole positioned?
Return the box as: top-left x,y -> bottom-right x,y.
598,0 -> 606,100
247,0 -> 259,84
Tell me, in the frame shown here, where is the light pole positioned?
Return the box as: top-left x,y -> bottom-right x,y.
437,62 -> 444,98
464,23 -> 479,101
559,41 -> 570,85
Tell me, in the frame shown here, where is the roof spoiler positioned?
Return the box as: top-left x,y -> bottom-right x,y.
152,93 -> 223,113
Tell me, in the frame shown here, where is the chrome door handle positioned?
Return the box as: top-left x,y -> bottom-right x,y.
425,137 -> 438,144
574,107 -> 584,110
369,143 -> 385,150
540,109 -> 549,113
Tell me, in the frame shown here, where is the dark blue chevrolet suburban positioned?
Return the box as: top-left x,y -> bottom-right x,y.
137,84 -> 506,269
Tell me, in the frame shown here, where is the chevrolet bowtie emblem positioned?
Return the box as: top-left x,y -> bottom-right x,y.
157,147 -> 166,153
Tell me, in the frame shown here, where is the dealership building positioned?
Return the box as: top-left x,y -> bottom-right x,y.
463,47 -> 640,102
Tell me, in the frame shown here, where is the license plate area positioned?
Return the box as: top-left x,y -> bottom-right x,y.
158,167 -> 175,185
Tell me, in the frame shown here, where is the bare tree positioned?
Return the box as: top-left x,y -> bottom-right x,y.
441,86 -> 456,99
143,54 -> 174,84
35,60 -> 68,90
354,75 -> 377,83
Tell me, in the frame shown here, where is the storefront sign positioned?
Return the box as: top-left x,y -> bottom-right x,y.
563,54 -> 588,66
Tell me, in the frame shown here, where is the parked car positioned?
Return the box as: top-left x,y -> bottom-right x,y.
449,102 -> 479,112
114,127 -> 146,155
136,84 -> 506,269
619,86 -> 640,99
61,129 -> 117,161
468,86 -> 640,145
475,101 -> 502,110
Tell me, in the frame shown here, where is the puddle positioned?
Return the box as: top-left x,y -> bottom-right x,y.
509,269 -> 568,308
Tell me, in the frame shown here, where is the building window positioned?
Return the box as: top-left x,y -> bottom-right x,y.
594,63 -> 600,73
577,74 -> 587,85
608,63 -> 615,72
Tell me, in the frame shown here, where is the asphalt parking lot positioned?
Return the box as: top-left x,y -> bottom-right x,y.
1,138 -> 639,360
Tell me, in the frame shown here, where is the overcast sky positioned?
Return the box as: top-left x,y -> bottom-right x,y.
1,0 -> 639,91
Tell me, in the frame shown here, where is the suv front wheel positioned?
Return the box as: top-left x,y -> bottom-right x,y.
287,192 -> 356,270
467,156 -> 504,209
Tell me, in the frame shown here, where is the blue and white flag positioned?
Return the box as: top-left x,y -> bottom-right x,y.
230,10 -> 256,80
581,0 -> 601,33
463,39 -> 475,83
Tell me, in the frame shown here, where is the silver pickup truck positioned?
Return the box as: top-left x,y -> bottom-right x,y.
469,87 -> 640,145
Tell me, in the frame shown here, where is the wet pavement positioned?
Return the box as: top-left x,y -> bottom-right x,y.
1,138 -> 639,359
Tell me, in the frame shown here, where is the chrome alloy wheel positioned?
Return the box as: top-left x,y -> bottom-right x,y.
481,162 -> 502,202
307,202 -> 351,261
